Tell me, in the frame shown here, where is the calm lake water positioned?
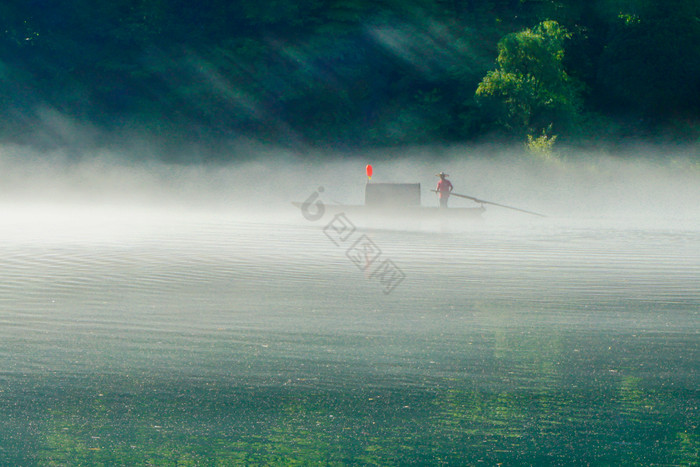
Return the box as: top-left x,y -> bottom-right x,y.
0,203 -> 698,465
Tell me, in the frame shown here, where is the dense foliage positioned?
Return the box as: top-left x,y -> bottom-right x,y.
476,20 -> 582,137
1,0 -> 698,153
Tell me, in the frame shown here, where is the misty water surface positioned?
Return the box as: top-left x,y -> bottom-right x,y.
0,196 -> 698,464
0,148 -> 699,464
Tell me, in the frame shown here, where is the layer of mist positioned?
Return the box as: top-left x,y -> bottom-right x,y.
1,140 -> 698,232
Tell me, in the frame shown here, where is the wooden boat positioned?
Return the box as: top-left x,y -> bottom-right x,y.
294,182 -> 485,221
292,201 -> 485,219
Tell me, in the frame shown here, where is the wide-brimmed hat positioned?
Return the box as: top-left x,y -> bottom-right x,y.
435,172 -> 449,177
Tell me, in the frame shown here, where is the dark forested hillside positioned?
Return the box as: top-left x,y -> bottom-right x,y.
1,0 -> 698,154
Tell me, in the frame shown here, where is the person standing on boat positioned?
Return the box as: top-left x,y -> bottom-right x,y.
435,172 -> 453,208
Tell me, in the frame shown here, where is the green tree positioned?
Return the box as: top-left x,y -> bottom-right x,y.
475,20 -> 582,137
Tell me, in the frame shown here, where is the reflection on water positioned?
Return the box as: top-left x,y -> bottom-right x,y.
0,205 -> 698,465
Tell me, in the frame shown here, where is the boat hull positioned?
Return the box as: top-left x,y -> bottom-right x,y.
292,202 -> 485,220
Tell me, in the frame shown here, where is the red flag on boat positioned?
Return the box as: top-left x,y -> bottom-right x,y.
366,164 -> 373,180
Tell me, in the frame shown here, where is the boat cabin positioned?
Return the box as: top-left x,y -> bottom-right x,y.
364,183 -> 421,208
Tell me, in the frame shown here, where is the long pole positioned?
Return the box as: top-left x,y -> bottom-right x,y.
432,190 -> 547,217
